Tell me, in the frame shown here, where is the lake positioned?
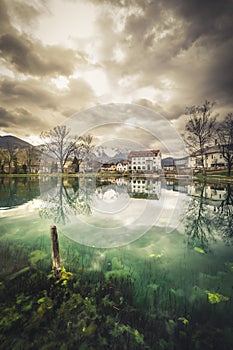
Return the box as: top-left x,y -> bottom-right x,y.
0,176 -> 232,349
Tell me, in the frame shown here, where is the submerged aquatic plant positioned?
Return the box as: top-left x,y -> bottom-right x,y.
8,266 -> 30,280
205,290 -> 230,304
29,250 -> 47,266
148,252 -> 164,259
178,317 -> 189,325
193,247 -> 205,254
225,262 -> 233,272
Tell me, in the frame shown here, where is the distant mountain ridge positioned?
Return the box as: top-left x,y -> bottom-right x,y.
0,135 -> 172,165
0,135 -> 32,149
161,157 -> 174,166
93,145 -> 132,162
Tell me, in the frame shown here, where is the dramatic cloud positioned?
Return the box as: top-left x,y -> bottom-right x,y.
0,105 -> 46,137
0,107 -> 15,127
0,32 -> 81,76
94,0 -> 233,111
0,78 -> 58,109
0,0 -> 232,143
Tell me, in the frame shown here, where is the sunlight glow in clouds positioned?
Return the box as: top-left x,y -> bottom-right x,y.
51,75 -> 69,90
34,0 -> 97,47
0,0 -> 232,142
73,69 -> 109,96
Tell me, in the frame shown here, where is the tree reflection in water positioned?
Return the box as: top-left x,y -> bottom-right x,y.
184,181 -> 233,250
214,183 -> 233,245
184,182 -> 216,251
39,177 -> 94,225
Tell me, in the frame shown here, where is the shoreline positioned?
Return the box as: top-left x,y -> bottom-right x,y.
0,172 -> 233,183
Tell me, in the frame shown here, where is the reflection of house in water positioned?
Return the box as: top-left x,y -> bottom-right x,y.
116,178 -> 128,186
204,184 -> 227,201
128,178 -> 161,199
188,183 -> 227,202
165,180 -> 189,194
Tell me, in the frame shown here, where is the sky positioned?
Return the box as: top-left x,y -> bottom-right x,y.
0,0 -> 233,146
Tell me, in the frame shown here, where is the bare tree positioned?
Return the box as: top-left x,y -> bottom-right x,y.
217,113 -> 233,176
184,100 -> 217,172
77,134 -> 95,172
0,148 -> 7,173
25,146 -> 39,174
5,142 -> 18,174
80,134 -> 94,154
41,126 -> 79,173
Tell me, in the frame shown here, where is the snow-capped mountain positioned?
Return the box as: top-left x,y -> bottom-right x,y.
93,145 -> 132,162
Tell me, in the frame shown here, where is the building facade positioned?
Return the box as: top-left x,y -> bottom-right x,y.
191,146 -> 227,169
116,161 -> 129,172
128,150 -> 162,173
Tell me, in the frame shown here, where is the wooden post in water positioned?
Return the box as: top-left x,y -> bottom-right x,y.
50,225 -> 61,278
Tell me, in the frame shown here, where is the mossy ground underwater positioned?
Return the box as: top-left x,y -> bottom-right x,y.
0,236 -> 233,350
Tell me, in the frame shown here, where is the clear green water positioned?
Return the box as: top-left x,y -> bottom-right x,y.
0,176 -> 232,349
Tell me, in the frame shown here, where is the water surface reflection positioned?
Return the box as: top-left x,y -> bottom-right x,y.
0,176 -> 232,349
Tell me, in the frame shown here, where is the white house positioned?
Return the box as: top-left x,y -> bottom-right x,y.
128,150 -> 162,172
191,145 -> 227,169
116,161 -> 129,172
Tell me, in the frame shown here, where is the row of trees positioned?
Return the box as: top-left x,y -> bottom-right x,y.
39,103 -> 233,176
184,100 -> 233,175
0,126 -> 94,174
0,102 -> 232,175
0,145 -> 38,174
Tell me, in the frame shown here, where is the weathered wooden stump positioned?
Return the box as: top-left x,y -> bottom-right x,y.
50,225 -> 61,278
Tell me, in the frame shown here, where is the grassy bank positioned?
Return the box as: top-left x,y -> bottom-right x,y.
0,172 -> 131,179
1,172 -> 233,183
194,171 -> 233,183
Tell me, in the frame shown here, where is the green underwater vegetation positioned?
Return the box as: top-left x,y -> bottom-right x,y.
0,237 -> 233,350
193,247 -> 206,254
205,290 -> 230,304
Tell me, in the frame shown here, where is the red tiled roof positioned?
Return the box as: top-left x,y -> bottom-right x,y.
128,150 -> 160,158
